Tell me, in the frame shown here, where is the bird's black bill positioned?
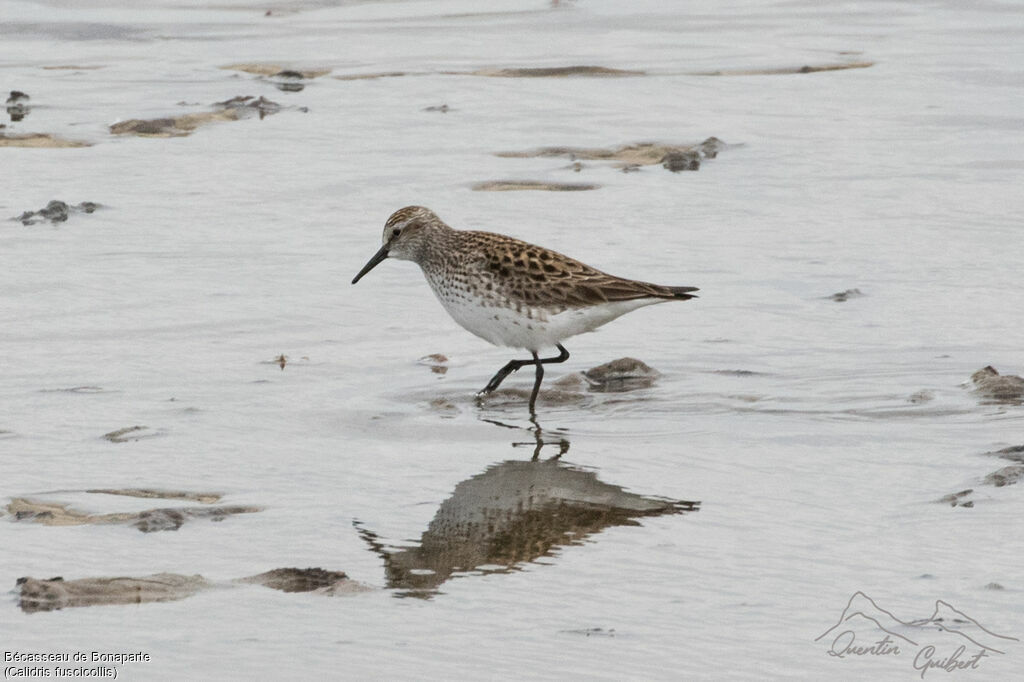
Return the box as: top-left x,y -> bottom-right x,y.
351,245 -> 389,284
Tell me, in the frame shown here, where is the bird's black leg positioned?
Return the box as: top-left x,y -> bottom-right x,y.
479,358 -> 530,395
477,344 -> 570,400
528,352 -> 544,414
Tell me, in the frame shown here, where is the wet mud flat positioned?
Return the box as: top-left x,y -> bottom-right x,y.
6,489 -> 260,533
7,356 -> 697,605
939,444 -> 1024,508
898,367 -> 1024,508
333,59 -> 873,81
687,61 -> 874,76
3,2 -> 1023,678
430,357 -> 666,412
10,450 -> 698,607
494,138 -> 728,168
221,63 -> 332,79
475,138 -> 732,192
7,90 -> 31,121
969,366 -> 1024,405
18,568 -> 370,613
827,288 -> 865,302
14,200 -> 100,226
220,63 -> 332,92
0,132 -> 90,148
110,95 -> 303,137
9,488 -> 368,612
101,425 -> 160,443
471,180 -> 600,192
2,90 -> 303,147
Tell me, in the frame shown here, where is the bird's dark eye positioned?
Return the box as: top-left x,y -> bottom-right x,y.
392,228 -> 401,236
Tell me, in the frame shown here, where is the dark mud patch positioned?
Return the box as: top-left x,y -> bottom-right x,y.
356,458 -> 698,596
131,507 -> 256,532
468,65 -> 645,78
689,61 -> 874,76
827,288 -> 865,302
423,103 -> 450,113
333,65 -> 642,81
981,445 -> 1024,488
937,489 -> 974,508
111,95 -> 301,137
268,70 -> 310,92
496,138 -> 727,171
472,180 -> 599,192
428,397 -> 460,417
482,382 -> 592,408
581,357 -> 661,392
418,353 -> 449,375
85,489 -> 222,504
908,390 -> 935,404
936,443 -> 1024,507
334,70 -> 420,81
983,465 -> 1024,488
661,150 -> 702,171
480,357 -> 664,407
969,366 -> 1024,404
7,90 -> 30,122
563,627 -> 617,637
986,445 -> 1024,463
15,200 -> 99,226
710,369 -> 768,377
40,385 -> 109,394
260,354 -> 310,370
222,64 -> 327,92
102,425 -> 157,443
221,63 -> 331,79
111,111 -> 236,137
332,61 -> 872,81
238,568 -> 370,595
0,132 -> 91,148
7,493 -> 261,532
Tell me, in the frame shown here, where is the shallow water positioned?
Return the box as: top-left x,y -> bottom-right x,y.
2,0 -> 1024,679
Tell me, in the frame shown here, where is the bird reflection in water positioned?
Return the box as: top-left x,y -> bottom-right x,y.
355,426 -> 699,597
483,413 -> 570,460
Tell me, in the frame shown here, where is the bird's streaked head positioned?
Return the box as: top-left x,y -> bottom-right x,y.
352,206 -> 446,284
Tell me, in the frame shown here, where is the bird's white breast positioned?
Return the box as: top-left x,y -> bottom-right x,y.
423,272 -> 666,351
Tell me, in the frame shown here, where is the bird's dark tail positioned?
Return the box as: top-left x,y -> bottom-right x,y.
667,286 -> 699,300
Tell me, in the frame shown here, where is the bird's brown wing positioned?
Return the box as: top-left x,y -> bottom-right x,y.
470,231 -> 698,308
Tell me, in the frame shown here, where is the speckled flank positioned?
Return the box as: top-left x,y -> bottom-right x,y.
376,206 -> 698,351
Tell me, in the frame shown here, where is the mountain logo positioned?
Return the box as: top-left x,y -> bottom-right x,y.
816,591 -> 1017,677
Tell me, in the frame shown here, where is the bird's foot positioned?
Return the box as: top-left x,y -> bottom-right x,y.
479,367 -> 521,395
